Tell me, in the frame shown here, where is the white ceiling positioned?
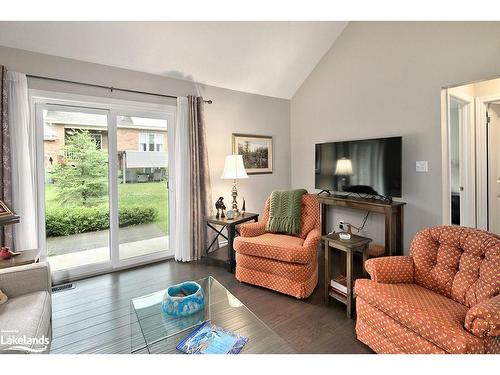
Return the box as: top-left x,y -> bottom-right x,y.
0,21 -> 347,99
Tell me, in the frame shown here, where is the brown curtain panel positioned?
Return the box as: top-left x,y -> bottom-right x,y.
0,65 -> 13,248
188,96 -> 216,260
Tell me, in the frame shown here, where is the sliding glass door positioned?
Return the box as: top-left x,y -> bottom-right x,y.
34,95 -> 174,281
40,105 -> 112,273
115,114 -> 170,260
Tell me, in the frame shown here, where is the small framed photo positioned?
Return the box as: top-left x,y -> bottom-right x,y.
232,133 -> 273,174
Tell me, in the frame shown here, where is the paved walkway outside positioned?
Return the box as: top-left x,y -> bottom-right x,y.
47,223 -> 165,255
47,224 -> 169,272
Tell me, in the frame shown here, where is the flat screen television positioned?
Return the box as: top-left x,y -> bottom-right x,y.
315,136 -> 402,198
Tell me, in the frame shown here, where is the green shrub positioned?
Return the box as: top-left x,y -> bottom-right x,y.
46,205 -> 159,237
119,206 -> 158,227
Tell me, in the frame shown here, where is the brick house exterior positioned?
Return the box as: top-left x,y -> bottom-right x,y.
43,111 -> 168,182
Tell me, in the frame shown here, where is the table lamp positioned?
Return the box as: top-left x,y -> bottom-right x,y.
221,155 -> 248,216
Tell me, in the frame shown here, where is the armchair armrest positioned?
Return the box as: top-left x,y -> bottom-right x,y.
239,221 -> 267,238
365,256 -> 414,284
465,294 -> 500,338
303,228 -> 321,251
284,228 -> 321,264
0,262 -> 51,298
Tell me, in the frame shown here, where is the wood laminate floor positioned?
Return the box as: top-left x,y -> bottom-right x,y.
50,246 -> 373,354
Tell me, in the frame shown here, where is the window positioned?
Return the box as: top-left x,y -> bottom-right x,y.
155,134 -> 164,151
139,132 -> 164,152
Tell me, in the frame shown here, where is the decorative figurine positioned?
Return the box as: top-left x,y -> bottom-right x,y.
0,247 -> 20,261
215,197 -> 226,219
241,197 -> 246,216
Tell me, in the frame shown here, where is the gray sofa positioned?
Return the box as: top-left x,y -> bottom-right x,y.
0,262 -> 52,354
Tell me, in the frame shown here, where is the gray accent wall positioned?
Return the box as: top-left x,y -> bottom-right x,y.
291,22 -> 500,252
0,46 -> 291,217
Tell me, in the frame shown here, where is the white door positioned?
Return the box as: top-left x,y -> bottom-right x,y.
448,95 -> 475,227
488,104 -> 500,234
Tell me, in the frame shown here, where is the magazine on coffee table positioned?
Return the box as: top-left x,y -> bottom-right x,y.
176,321 -> 249,354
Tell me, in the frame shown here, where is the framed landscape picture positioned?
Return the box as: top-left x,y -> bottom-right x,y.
232,133 -> 273,174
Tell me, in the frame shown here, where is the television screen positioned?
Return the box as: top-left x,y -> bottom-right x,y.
315,136 -> 402,198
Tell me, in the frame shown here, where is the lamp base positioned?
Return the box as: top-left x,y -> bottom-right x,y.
231,180 -> 240,215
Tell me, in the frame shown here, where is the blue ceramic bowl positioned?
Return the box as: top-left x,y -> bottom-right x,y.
161,281 -> 205,317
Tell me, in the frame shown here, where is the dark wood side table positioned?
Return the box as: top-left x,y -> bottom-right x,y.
205,213 -> 259,272
318,195 -> 405,256
0,249 -> 41,269
323,233 -> 372,317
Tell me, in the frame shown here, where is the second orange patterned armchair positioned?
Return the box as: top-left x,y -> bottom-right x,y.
354,226 -> 500,354
233,194 -> 320,299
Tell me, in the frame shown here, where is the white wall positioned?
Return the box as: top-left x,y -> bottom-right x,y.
291,22 -> 500,252
0,46 -> 290,216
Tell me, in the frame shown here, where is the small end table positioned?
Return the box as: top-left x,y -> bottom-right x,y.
0,249 -> 41,269
205,212 -> 259,272
323,233 -> 372,317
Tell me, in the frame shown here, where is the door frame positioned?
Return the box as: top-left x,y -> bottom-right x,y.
441,89 -> 475,227
476,93 -> 500,230
30,89 -> 176,283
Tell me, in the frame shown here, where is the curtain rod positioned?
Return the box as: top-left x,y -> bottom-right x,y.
26,74 -> 213,104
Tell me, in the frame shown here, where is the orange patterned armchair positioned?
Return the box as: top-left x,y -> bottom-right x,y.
355,226 -> 500,354
233,194 -> 320,299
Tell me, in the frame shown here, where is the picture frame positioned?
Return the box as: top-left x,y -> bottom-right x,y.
232,133 -> 273,175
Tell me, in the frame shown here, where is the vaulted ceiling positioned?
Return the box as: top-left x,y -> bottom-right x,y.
0,21 -> 347,98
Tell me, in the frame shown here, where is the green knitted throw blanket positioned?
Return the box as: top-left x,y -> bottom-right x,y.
266,189 -> 307,235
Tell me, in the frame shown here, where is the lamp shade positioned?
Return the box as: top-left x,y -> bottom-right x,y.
335,158 -> 353,176
221,154 -> 249,180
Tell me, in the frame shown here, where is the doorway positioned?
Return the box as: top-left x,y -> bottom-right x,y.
442,77 -> 500,235
32,92 -> 175,283
486,103 -> 500,234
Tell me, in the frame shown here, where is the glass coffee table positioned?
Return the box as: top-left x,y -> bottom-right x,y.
130,276 -> 295,354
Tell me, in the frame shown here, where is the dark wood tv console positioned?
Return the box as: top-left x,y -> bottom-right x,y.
318,194 -> 406,256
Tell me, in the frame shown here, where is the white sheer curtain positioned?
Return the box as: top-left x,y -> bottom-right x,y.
171,97 -> 192,261
7,71 -> 37,250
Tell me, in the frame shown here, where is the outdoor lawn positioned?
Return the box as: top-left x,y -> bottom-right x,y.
45,181 -> 169,235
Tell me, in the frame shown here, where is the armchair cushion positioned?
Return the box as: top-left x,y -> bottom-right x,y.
465,294 -> 500,338
234,233 -> 313,264
365,256 -> 414,284
296,194 -> 320,239
355,279 -> 484,353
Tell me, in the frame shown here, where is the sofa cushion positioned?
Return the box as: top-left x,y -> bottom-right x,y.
410,226 -> 500,308
0,291 -> 51,353
355,279 -> 484,353
234,233 -> 311,264
356,297 -> 446,353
